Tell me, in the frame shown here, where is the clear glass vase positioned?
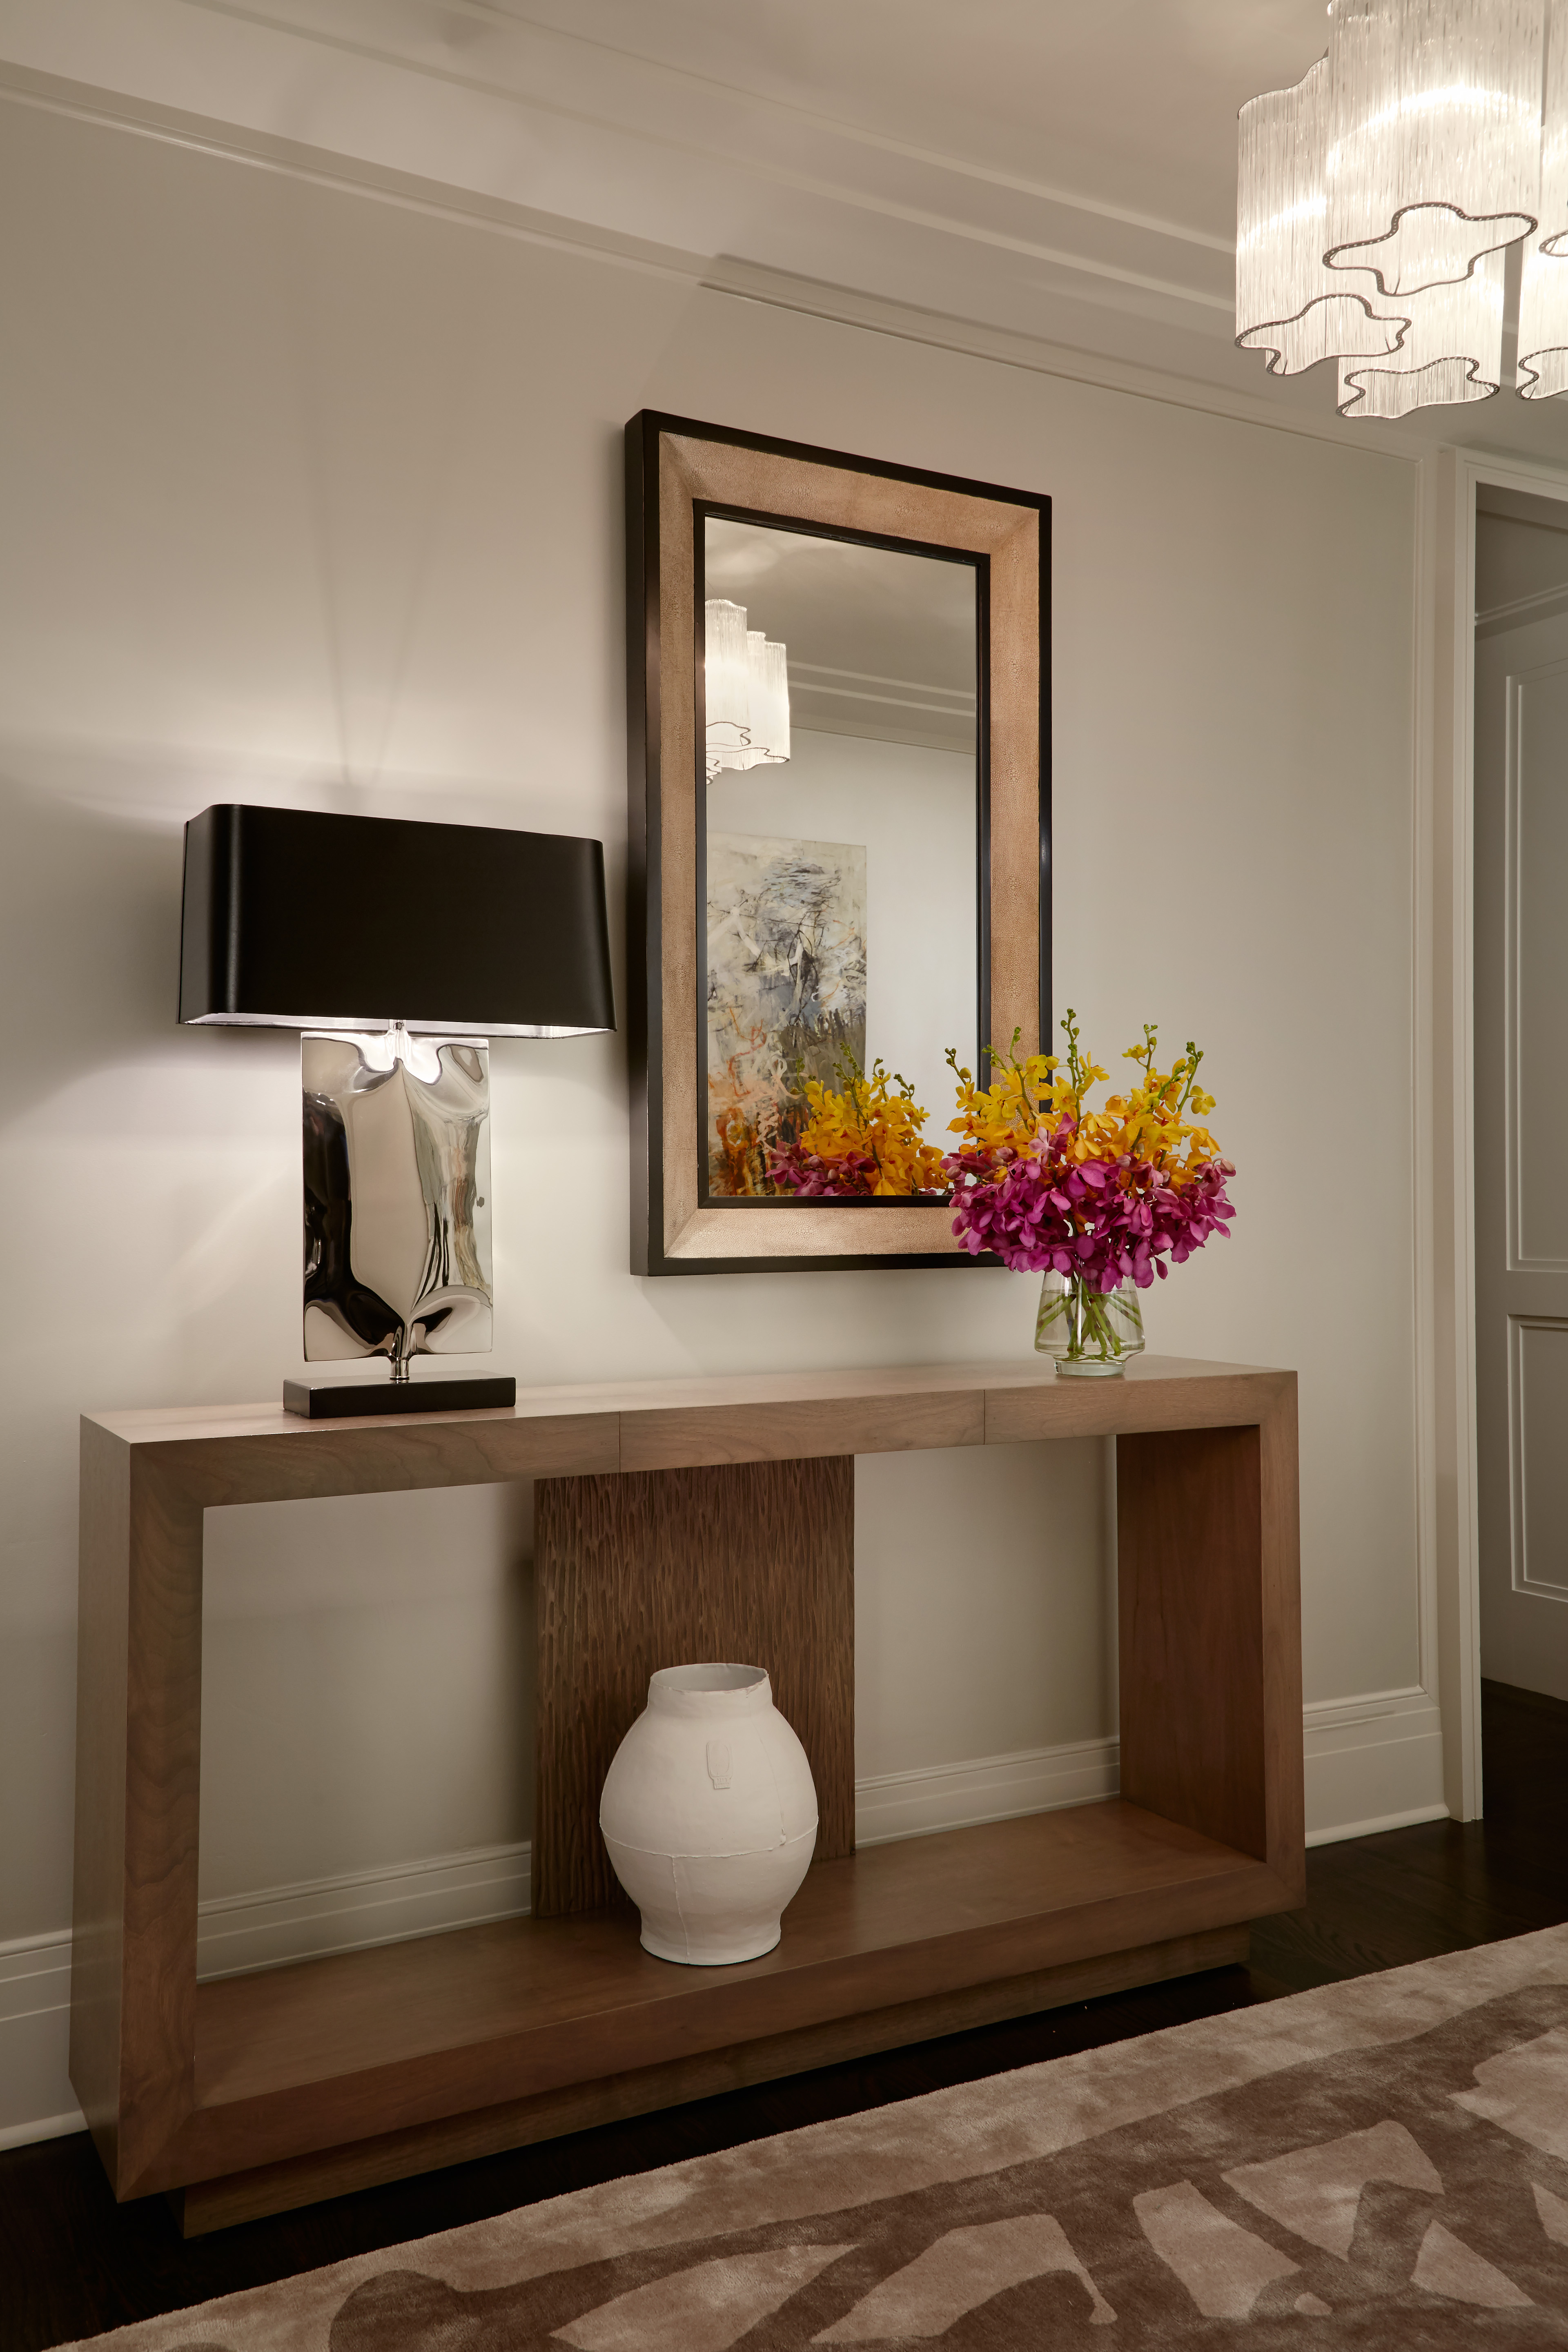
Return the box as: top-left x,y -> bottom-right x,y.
1034,1270 -> 1145,1377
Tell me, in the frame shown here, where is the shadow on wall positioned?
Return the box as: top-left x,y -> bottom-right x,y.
0,755 -> 215,1118
200,1480 -> 538,1900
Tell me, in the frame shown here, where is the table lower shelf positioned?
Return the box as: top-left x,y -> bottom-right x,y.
165,1799 -> 1293,2198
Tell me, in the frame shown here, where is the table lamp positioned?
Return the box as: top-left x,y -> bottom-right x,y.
178,805 -> 615,1417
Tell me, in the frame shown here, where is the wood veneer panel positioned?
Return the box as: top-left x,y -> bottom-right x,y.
532,1459 -> 855,1915
982,1362 -> 1291,1445
169,1804 -> 1286,2185
97,1412 -> 619,1511
1258,1376 -> 1307,1898
84,1359 -> 1292,1475
619,1386 -> 982,1470
173,1924 -> 1248,2233
69,1419 -> 132,2182
114,1453 -> 206,2195
1117,1426 -> 1267,1861
73,1356 -> 1302,2209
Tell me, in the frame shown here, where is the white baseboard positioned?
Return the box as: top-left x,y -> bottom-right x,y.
0,1931 -> 82,2149
853,1735 -> 1119,1846
195,1840 -> 532,1981
0,1687 -> 1451,2150
1301,1687 -> 1449,1846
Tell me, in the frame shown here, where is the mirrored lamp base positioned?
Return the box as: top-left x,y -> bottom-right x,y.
283,1376 -> 518,1420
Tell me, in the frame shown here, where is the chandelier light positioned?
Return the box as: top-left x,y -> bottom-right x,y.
1237,0 -> 1568,419
704,599 -> 791,777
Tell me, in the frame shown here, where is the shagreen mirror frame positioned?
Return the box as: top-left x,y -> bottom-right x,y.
626,409 -> 1050,1276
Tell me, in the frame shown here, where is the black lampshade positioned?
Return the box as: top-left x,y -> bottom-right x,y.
178,805 -> 615,1036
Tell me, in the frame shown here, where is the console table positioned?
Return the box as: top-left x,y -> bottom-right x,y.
70,1354 -> 1302,2234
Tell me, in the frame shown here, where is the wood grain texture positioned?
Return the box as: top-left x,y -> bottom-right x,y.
68,1419 -> 132,2185
532,1458 -> 855,1915
1258,1376 -> 1307,1898
113,1454 -> 205,2197
71,1356 -> 1302,2213
981,1361 -> 1295,1445
1118,1427 -> 1268,1862
653,425 -> 1041,1267
618,1385 -> 983,1470
169,1924 -> 1247,2236
156,1804 -> 1281,2189
88,1410 -> 619,1508
83,1358 -> 1292,1477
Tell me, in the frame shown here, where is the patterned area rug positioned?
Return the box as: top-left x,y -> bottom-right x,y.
60,1924 -> 1568,2349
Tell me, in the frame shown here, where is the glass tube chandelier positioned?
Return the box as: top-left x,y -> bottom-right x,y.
1237,0 -> 1568,417
704,599 -> 791,778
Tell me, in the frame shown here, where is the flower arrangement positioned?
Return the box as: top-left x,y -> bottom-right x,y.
942,1011 -> 1236,1368
767,1052 -> 948,1198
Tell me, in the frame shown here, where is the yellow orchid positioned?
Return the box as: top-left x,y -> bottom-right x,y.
770,1051 -> 948,1198
948,1011 -> 1225,1193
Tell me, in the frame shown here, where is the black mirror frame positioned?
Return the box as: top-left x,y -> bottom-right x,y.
626,410 -> 1050,1277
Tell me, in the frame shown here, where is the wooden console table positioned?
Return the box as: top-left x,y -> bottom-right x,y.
70,1355 -> 1302,2233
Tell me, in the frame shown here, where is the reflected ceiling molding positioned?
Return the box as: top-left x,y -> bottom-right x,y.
790,662 -> 976,755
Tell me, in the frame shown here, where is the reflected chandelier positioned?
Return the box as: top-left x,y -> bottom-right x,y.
704,599 -> 791,779
1237,0 -> 1568,418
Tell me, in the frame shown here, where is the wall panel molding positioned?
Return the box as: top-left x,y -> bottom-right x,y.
1508,1314 -> 1568,1601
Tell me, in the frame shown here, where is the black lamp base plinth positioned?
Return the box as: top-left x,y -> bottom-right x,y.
283,1376 -> 518,1420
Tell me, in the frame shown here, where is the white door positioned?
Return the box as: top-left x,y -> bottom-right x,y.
1475,611 -> 1568,1701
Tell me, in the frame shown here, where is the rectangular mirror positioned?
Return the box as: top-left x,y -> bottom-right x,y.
628,412 -> 1048,1274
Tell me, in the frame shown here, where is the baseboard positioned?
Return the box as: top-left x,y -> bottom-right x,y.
1,1690 -> 1450,2149
195,1840 -> 532,1982
853,1736 -> 1120,1846
1301,1687 -> 1448,1846
0,1932 -> 83,2149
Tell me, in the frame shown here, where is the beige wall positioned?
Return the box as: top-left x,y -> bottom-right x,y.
0,98 -> 1425,2127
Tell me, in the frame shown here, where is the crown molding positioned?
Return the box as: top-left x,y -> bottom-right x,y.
411,0 -> 1238,254
0,0 -> 1234,323
187,0 -> 1237,260
0,57 -> 1429,459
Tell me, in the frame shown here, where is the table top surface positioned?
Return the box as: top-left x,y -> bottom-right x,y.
83,1354 -> 1292,1450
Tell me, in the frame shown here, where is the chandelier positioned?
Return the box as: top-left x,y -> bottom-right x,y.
1237,0 -> 1568,418
704,599 -> 791,778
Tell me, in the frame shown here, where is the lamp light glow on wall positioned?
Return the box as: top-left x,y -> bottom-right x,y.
704,598 -> 791,776
1236,0 -> 1568,418
179,805 -> 615,1418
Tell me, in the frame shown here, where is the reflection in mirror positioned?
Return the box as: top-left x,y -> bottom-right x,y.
702,516 -> 979,1201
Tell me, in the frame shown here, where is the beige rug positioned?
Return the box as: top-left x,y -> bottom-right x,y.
59,1924 -> 1568,2349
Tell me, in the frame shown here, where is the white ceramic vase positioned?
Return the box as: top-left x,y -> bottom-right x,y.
599,1663 -> 819,1964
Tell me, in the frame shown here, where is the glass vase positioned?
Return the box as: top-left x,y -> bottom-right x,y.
1034,1270 -> 1145,1377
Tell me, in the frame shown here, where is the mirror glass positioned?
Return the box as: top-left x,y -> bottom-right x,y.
701,514 -> 980,1200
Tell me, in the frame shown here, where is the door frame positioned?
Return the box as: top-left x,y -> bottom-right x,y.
1429,445 -> 1568,1818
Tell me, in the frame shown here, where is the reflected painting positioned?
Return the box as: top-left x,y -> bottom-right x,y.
706,832 -> 866,1194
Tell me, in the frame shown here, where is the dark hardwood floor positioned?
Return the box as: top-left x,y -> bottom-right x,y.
5,1677 -> 1566,2352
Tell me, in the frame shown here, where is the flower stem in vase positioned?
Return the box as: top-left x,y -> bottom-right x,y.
1034,1270 -> 1145,1377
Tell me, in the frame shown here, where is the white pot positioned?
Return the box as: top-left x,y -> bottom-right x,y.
599,1663 -> 819,1965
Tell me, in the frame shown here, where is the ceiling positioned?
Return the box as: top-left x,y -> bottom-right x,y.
7,0 -> 1568,463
